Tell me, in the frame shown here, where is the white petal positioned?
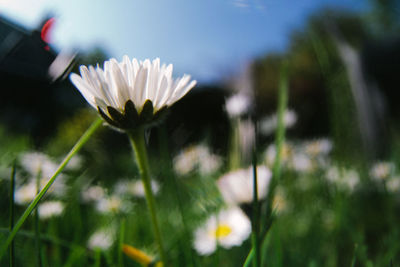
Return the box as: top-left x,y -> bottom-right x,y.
123,55 -> 135,87
133,66 -> 148,110
153,76 -> 169,111
110,60 -> 130,109
142,59 -> 152,100
167,79 -> 197,106
147,58 -> 160,101
70,73 -> 97,108
93,66 -> 116,107
153,64 -> 172,107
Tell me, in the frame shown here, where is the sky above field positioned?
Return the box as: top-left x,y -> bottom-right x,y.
0,0 -> 367,83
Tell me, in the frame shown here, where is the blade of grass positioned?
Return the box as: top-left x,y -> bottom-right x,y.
263,60 -> 288,223
118,216 -> 126,267
35,171 -> 43,267
243,60 -> 288,267
0,118 -> 103,260
351,244 -> 358,267
251,119 -> 260,267
9,160 -> 16,267
0,228 -> 90,254
94,249 -> 101,267
243,212 -> 275,267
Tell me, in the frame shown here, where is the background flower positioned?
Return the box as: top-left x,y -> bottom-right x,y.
193,206 -> 251,255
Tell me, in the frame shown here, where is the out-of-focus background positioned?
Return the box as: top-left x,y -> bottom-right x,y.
0,0 -> 400,266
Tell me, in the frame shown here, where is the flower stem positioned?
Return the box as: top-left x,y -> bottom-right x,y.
118,216 -> 126,267
0,118 -> 103,260
127,128 -> 167,265
251,144 -> 260,267
8,160 -> 16,267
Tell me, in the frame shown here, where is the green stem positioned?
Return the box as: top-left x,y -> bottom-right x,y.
0,118 -> 102,260
9,161 -> 16,267
118,217 -> 126,267
262,60 -> 288,225
251,145 -> 260,267
0,228 -> 89,254
244,61 -> 288,267
127,128 -> 167,266
35,171 -> 43,267
229,118 -> 241,170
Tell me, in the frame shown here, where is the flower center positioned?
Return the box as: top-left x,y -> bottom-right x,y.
213,224 -> 232,238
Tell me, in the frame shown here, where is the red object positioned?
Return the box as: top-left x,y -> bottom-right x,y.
41,17 -> 55,43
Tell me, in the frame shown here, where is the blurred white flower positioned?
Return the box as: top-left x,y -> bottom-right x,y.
304,139 -> 332,157
64,154 -> 83,170
173,144 -> 222,176
225,94 -> 251,117
265,142 -> 294,168
88,228 -> 115,251
290,153 -> 313,172
14,182 -> 37,205
20,152 -> 59,179
115,179 -> 160,198
370,162 -> 394,181
19,151 -> 67,197
96,195 -> 131,214
217,165 -> 272,205
70,56 -> 196,130
81,185 -> 105,203
326,166 -> 360,191
259,109 -> 297,135
38,201 -> 64,219
193,206 -> 251,255
386,177 -> 400,192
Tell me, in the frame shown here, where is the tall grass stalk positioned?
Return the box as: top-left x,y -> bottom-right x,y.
127,127 -> 167,266
118,217 -> 126,267
0,118 -> 103,260
8,161 -> 16,267
35,171 -> 43,267
251,122 -> 260,267
243,61 -> 288,267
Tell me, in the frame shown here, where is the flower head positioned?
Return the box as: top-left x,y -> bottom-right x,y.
217,166 -> 271,205
88,228 -> 115,251
70,56 -> 197,130
225,93 -> 251,118
193,206 -> 251,255
173,144 -> 222,176
38,201 -> 64,220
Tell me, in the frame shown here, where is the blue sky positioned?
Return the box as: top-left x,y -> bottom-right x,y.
0,0 -> 367,83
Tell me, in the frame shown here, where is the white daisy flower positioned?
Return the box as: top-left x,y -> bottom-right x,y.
264,142 -> 294,168
88,228 -> 115,251
38,201 -> 64,220
259,109 -> 297,136
81,185 -> 106,203
173,144 -> 222,176
217,166 -> 272,205
20,152 -> 59,179
386,177 -> 400,192
326,166 -> 360,191
225,93 -> 251,118
70,56 -> 197,130
304,139 -> 333,157
19,152 -> 67,197
193,206 -> 251,255
14,182 -> 37,205
290,153 -> 313,172
370,162 -> 394,181
96,195 -> 131,214
115,179 -> 160,198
